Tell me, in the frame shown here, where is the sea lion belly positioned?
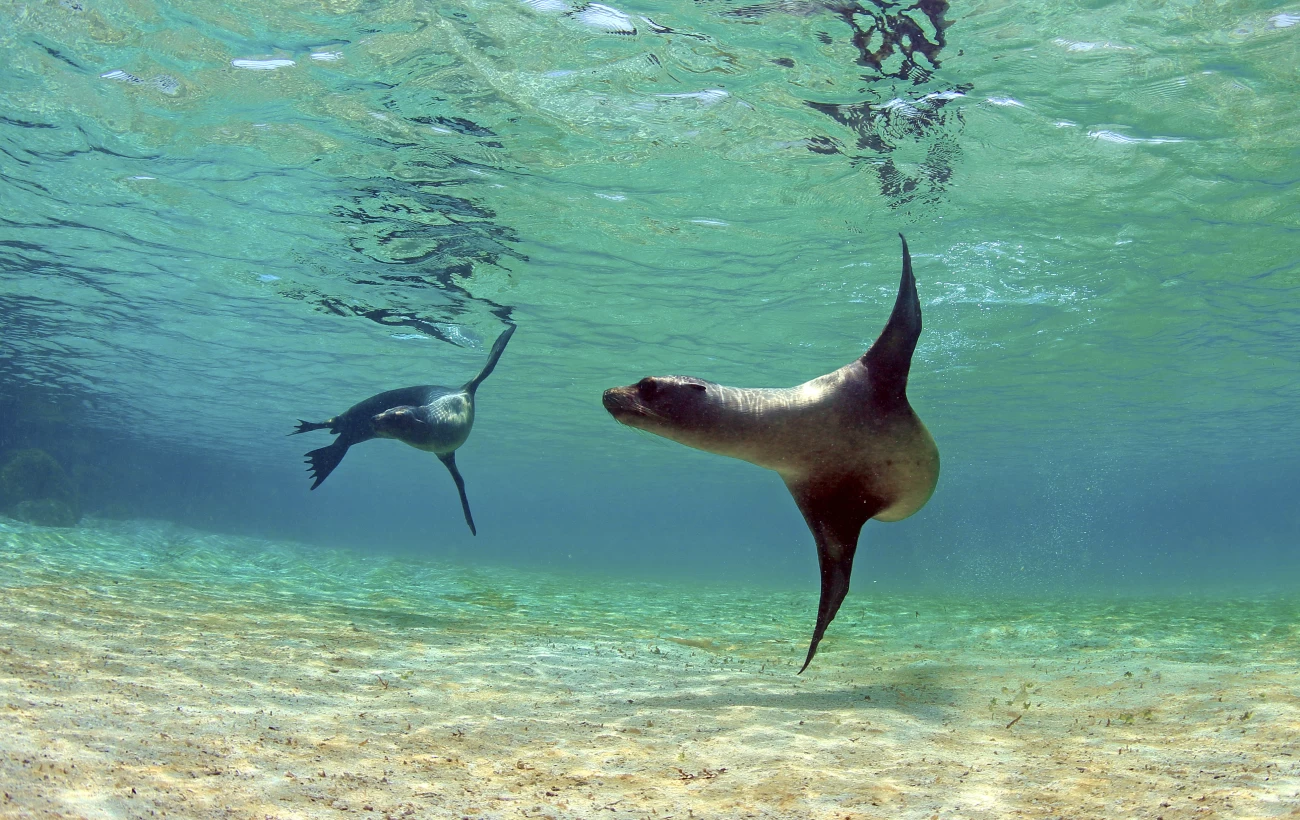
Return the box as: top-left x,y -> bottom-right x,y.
867,416 -> 940,522
393,392 -> 475,454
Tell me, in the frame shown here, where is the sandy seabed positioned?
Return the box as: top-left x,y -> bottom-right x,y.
1,520 -> 1298,820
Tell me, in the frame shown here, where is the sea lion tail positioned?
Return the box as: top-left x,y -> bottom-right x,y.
291,419 -> 331,436
304,440 -> 350,490
861,234 -> 922,397
463,324 -> 516,394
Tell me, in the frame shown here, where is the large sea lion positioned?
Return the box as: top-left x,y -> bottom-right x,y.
292,325 -> 516,535
602,236 -> 939,671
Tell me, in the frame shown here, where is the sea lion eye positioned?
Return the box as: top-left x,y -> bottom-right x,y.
686,382 -> 707,392
637,378 -> 658,398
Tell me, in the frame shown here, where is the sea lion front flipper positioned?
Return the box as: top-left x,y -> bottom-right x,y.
437,451 -> 477,536
861,234 -> 921,399
785,477 -> 884,673
463,324 -> 516,394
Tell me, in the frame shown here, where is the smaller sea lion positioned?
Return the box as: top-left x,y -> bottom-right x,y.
292,325 -> 516,535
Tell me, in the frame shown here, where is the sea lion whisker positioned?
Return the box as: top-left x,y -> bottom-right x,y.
628,425 -> 675,447
632,405 -> 669,422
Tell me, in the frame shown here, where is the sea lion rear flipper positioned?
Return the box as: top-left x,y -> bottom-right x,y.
463,324 -> 517,394
861,234 -> 921,398
291,419 -> 332,436
785,477 -> 883,673
438,452 -> 477,536
305,440 -> 350,490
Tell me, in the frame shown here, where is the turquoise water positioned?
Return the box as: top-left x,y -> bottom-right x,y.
1,1 -> 1299,814
2,0 -> 1296,591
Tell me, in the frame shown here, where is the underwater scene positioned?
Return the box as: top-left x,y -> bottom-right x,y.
2,0 -> 1298,817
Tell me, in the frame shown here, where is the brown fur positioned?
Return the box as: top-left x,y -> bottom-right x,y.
602,236 -> 939,672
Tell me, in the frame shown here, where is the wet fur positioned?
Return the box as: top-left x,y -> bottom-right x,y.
292,325 -> 516,536
602,236 -> 939,672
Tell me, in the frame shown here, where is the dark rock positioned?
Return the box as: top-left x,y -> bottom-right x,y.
0,447 -> 80,522
10,498 -> 79,527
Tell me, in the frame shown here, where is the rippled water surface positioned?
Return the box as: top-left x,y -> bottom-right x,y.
5,0 -> 1296,456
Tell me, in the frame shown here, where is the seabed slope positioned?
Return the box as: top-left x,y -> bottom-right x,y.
2,520 -> 1298,819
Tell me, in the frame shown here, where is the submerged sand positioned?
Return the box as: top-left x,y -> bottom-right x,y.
1,520 -> 1298,819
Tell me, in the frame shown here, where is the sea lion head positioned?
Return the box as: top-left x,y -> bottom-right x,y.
372,405 -> 431,443
602,376 -> 715,443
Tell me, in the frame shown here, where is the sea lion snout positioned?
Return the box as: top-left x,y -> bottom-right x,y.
602,385 -> 636,416
603,385 -> 653,432
603,377 -> 710,430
